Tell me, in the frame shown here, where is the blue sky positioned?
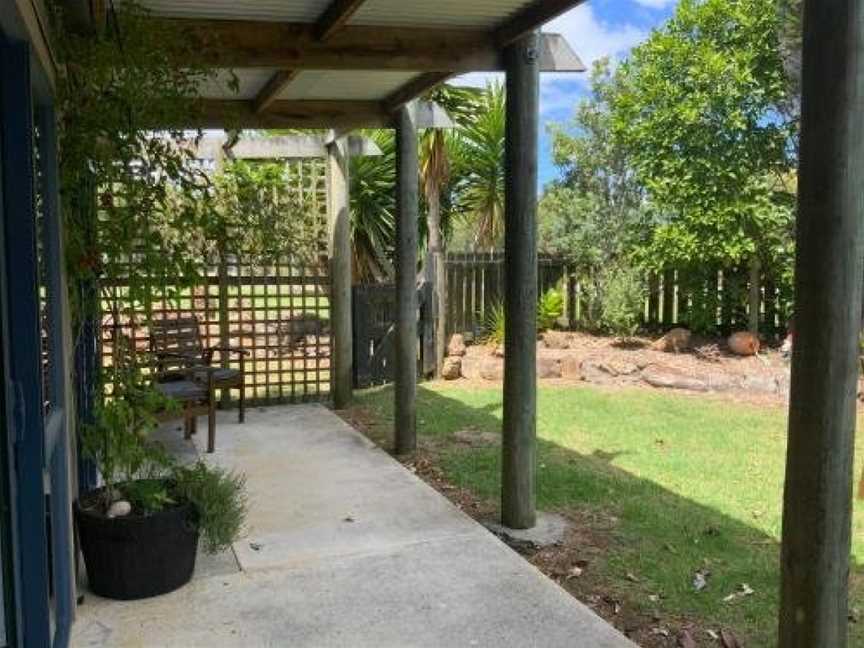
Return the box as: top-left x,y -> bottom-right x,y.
454,0 -> 679,190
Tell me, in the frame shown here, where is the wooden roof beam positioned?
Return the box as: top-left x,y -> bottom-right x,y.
253,70 -> 299,114
165,99 -> 390,130
382,33 -> 584,112
315,0 -> 369,41
495,0 -> 588,47
161,19 -> 500,71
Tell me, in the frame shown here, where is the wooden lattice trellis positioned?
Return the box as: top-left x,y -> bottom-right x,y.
100,158 -> 332,406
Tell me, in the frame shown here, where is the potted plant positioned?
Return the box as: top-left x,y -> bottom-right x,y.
75,363 -> 247,601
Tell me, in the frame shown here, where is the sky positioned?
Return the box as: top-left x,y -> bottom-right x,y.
453,0 -> 680,190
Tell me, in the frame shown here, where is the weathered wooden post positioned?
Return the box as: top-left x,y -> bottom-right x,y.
394,103 -> 418,454
779,2 -> 864,646
327,134 -> 353,409
502,30 -> 540,530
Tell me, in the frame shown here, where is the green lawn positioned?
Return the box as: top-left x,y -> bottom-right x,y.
352,383 -> 864,647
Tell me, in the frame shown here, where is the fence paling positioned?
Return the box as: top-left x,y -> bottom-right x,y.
443,252 -> 789,337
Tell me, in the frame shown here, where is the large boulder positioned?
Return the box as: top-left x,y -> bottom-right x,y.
580,358 -> 620,384
650,327 -> 692,353
560,356 -> 583,380
447,334 -> 467,357
460,355 -> 481,380
441,356 -> 462,380
537,357 -> 562,379
728,331 -> 760,356
741,373 -> 778,394
480,358 -> 504,381
641,364 -> 709,392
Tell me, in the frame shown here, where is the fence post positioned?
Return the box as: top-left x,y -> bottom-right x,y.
647,272 -> 660,326
217,244 -> 230,408
662,269 -> 675,326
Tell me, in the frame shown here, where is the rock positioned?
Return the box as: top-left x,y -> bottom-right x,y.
560,356 -> 582,380
609,361 -> 639,376
537,357 -> 562,379
542,331 -> 570,350
641,364 -> 709,392
741,373 -> 778,394
580,358 -> 620,383
650,327 -> 692,353
107,500 -> 132,518
728,331 -> 760,356
447,334 -> 467,357
441,356 -> 462,380
460,355 -> 482,380
480,358 -> 504,381
706,372 -> 742,392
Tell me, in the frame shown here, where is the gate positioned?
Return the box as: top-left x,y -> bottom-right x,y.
352,282 -> 433,388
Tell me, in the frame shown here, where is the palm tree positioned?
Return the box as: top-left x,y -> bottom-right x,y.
450,81 -> 506,249
350,129 -> 396,282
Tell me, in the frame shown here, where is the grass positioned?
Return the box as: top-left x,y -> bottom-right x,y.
352,382 -> 864,647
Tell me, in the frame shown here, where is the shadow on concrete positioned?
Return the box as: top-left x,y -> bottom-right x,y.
351,383 -> 864,646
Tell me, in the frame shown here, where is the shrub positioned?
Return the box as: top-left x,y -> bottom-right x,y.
599,264 -> 645,337
483,302 -> 506,346
174,461 -> 248,554
537,288 -> 564,331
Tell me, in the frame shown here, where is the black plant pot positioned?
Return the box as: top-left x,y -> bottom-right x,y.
75,490 -> 199,600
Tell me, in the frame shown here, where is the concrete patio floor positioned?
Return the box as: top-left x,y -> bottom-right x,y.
71,404 -> 633,648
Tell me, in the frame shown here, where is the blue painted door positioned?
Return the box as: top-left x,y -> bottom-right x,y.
0,34 -> 75,648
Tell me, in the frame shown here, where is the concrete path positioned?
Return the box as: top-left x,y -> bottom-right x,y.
72,404 -> 634,648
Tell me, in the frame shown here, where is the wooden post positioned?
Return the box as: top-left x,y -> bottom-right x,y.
779,2 -> 864,645
502,31 -> 539,530
647,272 -> 660,327
327,134 -> 353,409
394,103 -> 418,454
748,254 -> 761,334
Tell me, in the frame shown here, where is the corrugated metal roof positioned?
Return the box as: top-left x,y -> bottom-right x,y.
279,70 -> 417,101
136,0 -> 331,22
196,68 -> 275,99
349,0 -> 529,29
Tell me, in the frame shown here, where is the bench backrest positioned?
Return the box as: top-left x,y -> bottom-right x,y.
149,316 -> 205,363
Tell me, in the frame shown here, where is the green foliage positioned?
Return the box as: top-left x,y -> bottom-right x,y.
53,1 -> 225,325
449,82 -> 506,249
174,461 -> 248,554
350,129 -> 396,282
610,0 -> 797,270
207,160 -> 324,265
537,289 -> 564,331
597,265 -> 645,337
483,302 -> 506,346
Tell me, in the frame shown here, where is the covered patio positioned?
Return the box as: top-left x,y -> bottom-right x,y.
71,405 -> 632,647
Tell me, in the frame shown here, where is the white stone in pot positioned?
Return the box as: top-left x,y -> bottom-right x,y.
107,500 -> 132,518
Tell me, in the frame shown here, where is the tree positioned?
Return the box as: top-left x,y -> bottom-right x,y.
449,82 -> 506,249
611,0 -> 797,333
540,60 -> 655,329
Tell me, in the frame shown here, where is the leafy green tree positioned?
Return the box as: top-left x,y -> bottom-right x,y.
540,60 -> 654,328
610,0 -> 797,331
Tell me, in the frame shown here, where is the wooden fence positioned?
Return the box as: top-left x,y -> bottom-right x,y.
444,251 -> 790,338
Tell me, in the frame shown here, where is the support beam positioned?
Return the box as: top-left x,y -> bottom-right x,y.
166,99 -> 390,130
316,0 -> 369,41
165,19 -> 499,71
501,31 -> 540,530
394,103 -> 419,455
381,34 -> 584,112
495,0 -> 587,47
779,1 -> 864,646
327,135 -> 353,410
253,70 -> 299,114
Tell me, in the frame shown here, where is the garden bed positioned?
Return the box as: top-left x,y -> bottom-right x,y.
450,331 -> 792,403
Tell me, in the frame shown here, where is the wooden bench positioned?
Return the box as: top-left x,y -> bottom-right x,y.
149,316 -> 249,423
